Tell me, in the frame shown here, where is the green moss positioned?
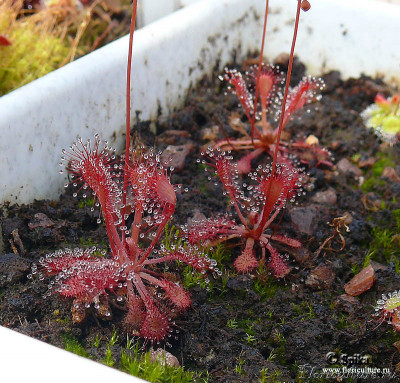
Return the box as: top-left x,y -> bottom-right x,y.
78,197 -> 95,209
351,263 -> 360,275
0,1 -> 70,95
208,243 -> 231,270
259,368 -> 285,383
63,333 -> 205,382
377,328 -> 400,347
361,249 -> 374,268
54,314 -> 70,325
335,313 -> 349,330
360,150 -> 400,275
395,209 -> 400,227
62,334 -> 89,358
161,225 -> 232,295
371,156 -> 395,178
245,333 -> 256,344
0,0 -> 132,95
365,210 -> 400,274
361,177 -> 386,193
108,329 -> 119,346
226,318 -> 238,329
181,265 -> 211,291
103,346 -> 115,367
236,318 -> 260,336
162,224 -> 183,251
234,355 -> 245,376
91,334 -> 102,348
361,153 -> 395,193
120,345 -> 206,383
273,342 -> 286,365
78,237 -> 108,256
291,301 -> 316,321
252,273 -> 284,301
182,243 -> 229,294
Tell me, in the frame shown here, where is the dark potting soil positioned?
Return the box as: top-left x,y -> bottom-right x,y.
1,58 -> 400,383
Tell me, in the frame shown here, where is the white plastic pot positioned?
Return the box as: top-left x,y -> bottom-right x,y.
0,326 -> 147,382
0,0 -> 399,205
1,0 -> 400,381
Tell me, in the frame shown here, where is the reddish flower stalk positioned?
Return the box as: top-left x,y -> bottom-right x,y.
271,0 -> 309,179
250,0 -> 269,145
122,0 -> 139,243
34,2 -> 217,342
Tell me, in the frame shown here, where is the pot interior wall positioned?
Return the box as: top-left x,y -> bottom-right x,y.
0,0 -> 399,205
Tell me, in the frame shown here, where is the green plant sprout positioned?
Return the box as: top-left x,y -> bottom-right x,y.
103,346 -> 115,367
245,333 -> 256,344
234,355 -> 245,375
362,93 -> 400,144
62,334 -> 89,358
226,318 -> 238,329
102,330 -> 119,366
259,368 -> 282,383
78,197 -> 96,209
162,224 -> 183,251
92,334 -> 102,348
109,329 -> 119,346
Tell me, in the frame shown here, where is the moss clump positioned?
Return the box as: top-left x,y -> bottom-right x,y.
0,0 -> 70,95
78,197 -> 95,209
0,0 -> 131,96
121,336 -> 208,382
361,152 -> 395,193
63,332 -> 206,382
62,334 -> 90,358
120,348 -> 205,383
365,210 -> 400,274
252,268 -> 285,301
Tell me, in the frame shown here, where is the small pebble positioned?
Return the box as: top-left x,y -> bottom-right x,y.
382,167 -> 400,182
344,265 -> 375,296
150,349 -> 180,367
337,158 -> 362,177
305,265 -> 335,289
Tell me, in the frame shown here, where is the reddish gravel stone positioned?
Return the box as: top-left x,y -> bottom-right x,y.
344,265 -> 375,296
358,157 -> 375,169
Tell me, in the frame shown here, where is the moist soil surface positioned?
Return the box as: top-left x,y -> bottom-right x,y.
1,59 -> 400,382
